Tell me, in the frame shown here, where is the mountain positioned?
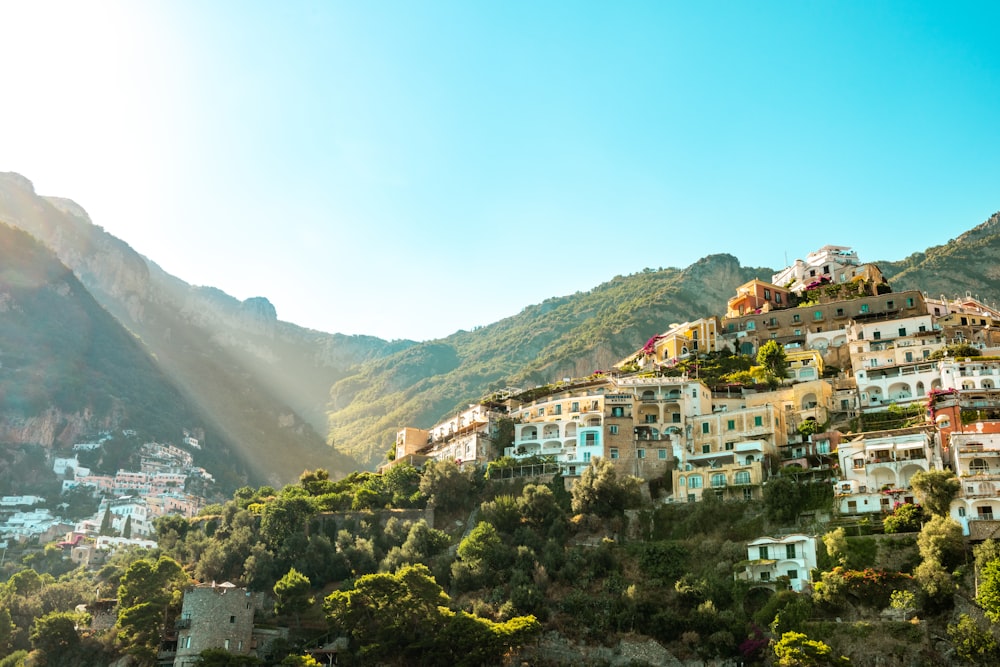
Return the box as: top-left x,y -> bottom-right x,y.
878,211 -> 1000,305
5,170 -> 997,477
327,255 -> 771,465
0,221 -> 257,485
0,173 -> 409,485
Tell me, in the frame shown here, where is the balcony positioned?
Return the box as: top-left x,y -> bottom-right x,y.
175,618 -> 191,630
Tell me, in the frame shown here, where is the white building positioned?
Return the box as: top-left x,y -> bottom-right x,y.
835,429 -> 939,514
947,432 -> 1000,533
848,314 -> 946,409
736,534 -> 818,592
771,246 -> 861,294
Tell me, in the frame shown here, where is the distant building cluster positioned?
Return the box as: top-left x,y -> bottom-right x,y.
2,431 -> 212,561
386,245 -> 1000,591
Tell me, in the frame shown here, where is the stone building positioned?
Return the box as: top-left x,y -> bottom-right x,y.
174,582 -> 259,667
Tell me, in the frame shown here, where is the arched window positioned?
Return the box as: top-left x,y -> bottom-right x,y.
735,471 -> 751,485
711,473 -> 726,488
688,475 -> 703,489
971,458 -> 990,474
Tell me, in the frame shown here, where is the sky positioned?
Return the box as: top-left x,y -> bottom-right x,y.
1,1 -> 998,342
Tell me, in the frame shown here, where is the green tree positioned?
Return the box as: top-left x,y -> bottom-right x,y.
773,631 -> 850,666
977,558 -> 1000,623
910,469 -> 961,518
763,475 -> 802,523
274,568 -> 313,626
324,564 -> 538,666
99,507 -> 113,536
889,590 -> 916,621
116,556 -> 189,662
419,460 -> 474,511
570,457 -> 641,517
882,503 -> 925,533
757,340 -> 788,384
260,496 -> 315,549
30,611 -> 82,665
0,607 -> 12,655
948,613 -> 999,664
917,515 -> 965,569
122,514 -> 133,539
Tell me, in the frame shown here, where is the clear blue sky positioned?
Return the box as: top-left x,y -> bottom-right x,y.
1,1 -> 998,341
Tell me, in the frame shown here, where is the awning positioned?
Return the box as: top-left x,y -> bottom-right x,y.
865,443 -> 894,451
897,442 -> 926,450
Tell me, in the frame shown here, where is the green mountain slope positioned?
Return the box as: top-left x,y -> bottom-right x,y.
328,255 -> 771,465
0,221 -> 256,486
0,173 -> 407,484
878,211 -> 1000,301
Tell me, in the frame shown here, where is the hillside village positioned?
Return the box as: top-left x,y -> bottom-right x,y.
388,245 -> 1000,544
10,243 -> 1000,666
1,436 -> 215,560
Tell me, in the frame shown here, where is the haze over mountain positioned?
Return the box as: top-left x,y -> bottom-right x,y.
2,171 -> 997,478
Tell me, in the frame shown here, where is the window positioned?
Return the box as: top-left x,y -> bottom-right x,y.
746,321 -> 756,331
583,452 -> 591,462
873,331 -> 881,340
725,442 -> 735,451
836,308 -> 845,317
760,571 -> 771,581
979,506 -> 994,519
754,415 -> 763,427
887,300 -> 895,309
584,432 -> 597,446
610,448 -> 619,459
702,445 -> 711,454
906,297 -> 915,308
775,293 -> 782,304
759,546 -> 769,559
645,414 -> 656,423
816,440 -> 830,454
224,639 -> 230,650
769,317 -> 777,326
786,544 -> 796,558
764,288 -> 771,299
230,615 -> 235,624
609,425 -> 618,435
688,475 -> 703,488
672,413 -> 681,423
554,405 -> 562,415
860,304 -> 870,314
537,407 -> 545,416
571,402 -> 580,412
899,327 -> 906,337
744,488 -> 754,501
711,473 -> 726,488
792,314 -> 801,323
814,311 -> 823,320
702,423 -> 710,434
787,569 -> 798,580
637,449 -> 645,459
735,470 -> 750,484
611,406 -> 624,417
727,419 -> 735,430
658,449 -> 667,459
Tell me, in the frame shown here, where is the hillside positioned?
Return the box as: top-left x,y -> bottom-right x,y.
0,221 -> 258,486
5,169 -> 999,477
878,211 -> 1000,301
328,254 -> 772,465
0,173 -> 403,485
